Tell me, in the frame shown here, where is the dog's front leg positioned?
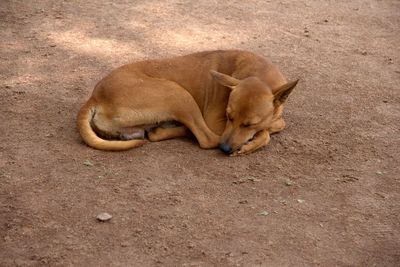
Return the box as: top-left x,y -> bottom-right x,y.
174,100 -> 220,149
269,118 -> 286,134
231,129 -> 271,156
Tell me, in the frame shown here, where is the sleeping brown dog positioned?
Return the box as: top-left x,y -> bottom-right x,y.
77,50 -> 298,155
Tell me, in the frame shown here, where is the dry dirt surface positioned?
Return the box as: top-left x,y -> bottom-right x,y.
1,0 -> 400,266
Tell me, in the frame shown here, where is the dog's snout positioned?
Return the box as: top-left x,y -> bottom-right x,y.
219,143 -> 232,154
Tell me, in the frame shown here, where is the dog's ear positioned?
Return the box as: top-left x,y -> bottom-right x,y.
210,70 -> 240,89
273,79 -> 299,107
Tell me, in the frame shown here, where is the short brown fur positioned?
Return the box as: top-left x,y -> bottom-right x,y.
77,50 -> 298,155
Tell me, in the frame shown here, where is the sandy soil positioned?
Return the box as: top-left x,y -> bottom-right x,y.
1,0 -> 399,266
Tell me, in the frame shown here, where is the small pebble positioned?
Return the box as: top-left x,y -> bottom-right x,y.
120,242 -> 129,247
285,179 -> 294,186
96,212 -> 112,222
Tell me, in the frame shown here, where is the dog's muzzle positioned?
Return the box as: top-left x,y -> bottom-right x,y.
219,143 -> 232,154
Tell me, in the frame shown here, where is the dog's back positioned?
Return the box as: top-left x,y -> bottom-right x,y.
128,50 -> 287,109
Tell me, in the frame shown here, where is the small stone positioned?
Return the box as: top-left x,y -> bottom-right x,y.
83,160 -> 94,166
324,19 -> 329,22
50,44 -> 57,47
297,199 -> 305,203
96,212 -> 112,222
238,200 -> 248,204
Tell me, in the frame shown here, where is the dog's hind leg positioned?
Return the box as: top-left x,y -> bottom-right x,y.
148,126 -> 189,142
119,127 -> 145,140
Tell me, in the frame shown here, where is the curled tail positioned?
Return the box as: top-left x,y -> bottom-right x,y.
77,99 -> 146,151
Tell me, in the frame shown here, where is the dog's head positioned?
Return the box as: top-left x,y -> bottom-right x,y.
210,70 -> 298,154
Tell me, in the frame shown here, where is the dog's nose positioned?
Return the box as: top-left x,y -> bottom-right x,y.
219,143 -> 232,154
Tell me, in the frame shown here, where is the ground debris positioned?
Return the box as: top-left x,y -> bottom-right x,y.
83,160 -> 94,166
120,242 -> 129,247
233,176 -> 261,184
284,179 -> 294,186
336,174 -> 359,183
258,210 -> 269,216
375,192 -> 387,199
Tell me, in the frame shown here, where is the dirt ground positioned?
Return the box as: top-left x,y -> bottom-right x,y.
1,0 -> 399,266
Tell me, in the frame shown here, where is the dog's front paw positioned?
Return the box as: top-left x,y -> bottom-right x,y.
230,150 -> 243,157
229,146 -> 249,157
231,142 -> 265,156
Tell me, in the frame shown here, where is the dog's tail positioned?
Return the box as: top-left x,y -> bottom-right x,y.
77,99 -> 146,151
